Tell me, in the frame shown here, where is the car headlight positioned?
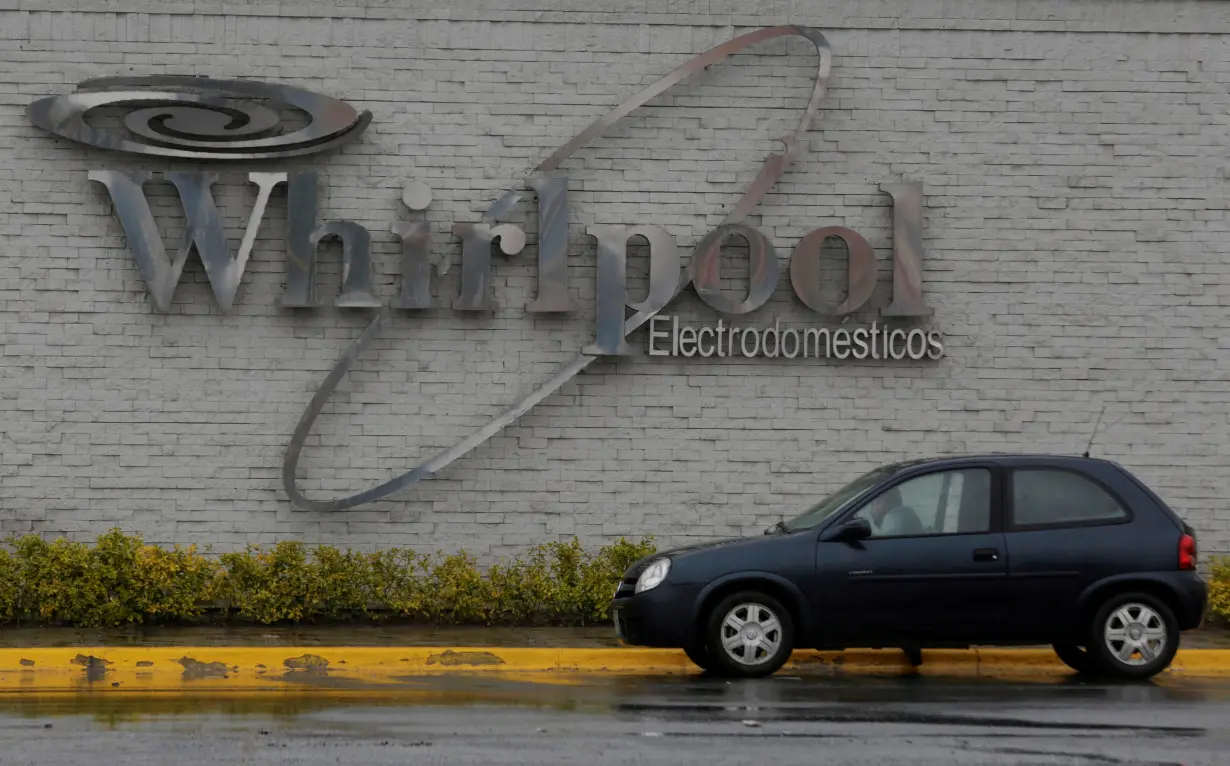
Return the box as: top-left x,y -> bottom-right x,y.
635,558 -> 671,594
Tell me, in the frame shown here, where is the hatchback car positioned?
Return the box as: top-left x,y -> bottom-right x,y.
611,455 -> 1207,680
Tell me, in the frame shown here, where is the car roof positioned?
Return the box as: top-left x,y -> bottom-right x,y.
883,454 -> 1117,472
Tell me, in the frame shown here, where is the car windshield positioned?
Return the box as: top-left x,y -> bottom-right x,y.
780,465 -> 899,532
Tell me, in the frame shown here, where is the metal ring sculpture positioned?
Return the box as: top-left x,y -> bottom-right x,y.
283,25 -> 834,511
26,75 -> 372,160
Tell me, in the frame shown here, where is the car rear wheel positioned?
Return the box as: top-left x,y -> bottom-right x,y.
1052,643 -> 1095,674
1087,592 -> 1179,680
704,591 -> 795,679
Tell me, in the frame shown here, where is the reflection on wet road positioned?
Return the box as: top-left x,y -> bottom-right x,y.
2,674 -> 1229,764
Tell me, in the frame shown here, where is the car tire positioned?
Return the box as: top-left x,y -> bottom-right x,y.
703,590 -> 795,679
1052,643 -> 1096,675
1086,592 -> 1180,680
683,641 -> 712,671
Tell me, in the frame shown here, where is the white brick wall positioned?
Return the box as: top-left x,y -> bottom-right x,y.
1,1 -> 1228,560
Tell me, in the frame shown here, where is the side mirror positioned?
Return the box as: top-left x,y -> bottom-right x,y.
830,518 -> 872,543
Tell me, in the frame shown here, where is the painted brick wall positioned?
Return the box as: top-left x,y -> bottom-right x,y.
1,0 -> 1228,560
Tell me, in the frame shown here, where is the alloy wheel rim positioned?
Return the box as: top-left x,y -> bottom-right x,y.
1104,603 -> 1167,667
720,602 -> 782,665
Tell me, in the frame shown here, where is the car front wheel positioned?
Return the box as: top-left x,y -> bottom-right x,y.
704,591 -> 795,678
683,641 -> 711,671
1087,592 -> 1179,680
1052,643 -> 1095,674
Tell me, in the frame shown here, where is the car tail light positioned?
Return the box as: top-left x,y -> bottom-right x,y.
1178,533 -> 1197,570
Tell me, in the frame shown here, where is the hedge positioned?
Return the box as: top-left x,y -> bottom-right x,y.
1210,556 -> 1230,626
0,530 -> 656,628
0,530 -> 1227,629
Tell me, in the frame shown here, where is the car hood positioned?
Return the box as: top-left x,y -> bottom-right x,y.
643,534 -> 785,565
623,529 -> 809,578
657,536 -> 755,558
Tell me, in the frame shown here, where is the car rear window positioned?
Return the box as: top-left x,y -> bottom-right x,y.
1010,468 -> 1129,528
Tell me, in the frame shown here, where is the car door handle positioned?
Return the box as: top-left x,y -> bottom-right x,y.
973,548 -> 1000,563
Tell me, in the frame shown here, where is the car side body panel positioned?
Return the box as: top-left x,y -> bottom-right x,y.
997,457 -> 1192,642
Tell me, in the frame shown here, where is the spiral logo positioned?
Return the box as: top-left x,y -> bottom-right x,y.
26,75 -> 372,161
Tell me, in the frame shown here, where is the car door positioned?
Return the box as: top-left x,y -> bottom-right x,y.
1000,464 -> 1137,642
813,465 -> 1011,645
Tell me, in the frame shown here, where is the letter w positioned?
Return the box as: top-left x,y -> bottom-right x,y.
88,170 -> 286,312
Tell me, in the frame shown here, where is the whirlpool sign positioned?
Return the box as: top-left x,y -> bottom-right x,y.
26,26 -> 945,510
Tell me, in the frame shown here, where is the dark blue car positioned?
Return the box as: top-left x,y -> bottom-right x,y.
611,455 -> 1207,679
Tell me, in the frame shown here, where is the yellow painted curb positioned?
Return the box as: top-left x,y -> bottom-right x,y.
0,647 -> 1227,694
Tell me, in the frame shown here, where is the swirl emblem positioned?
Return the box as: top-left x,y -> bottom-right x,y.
26,75 -> 372,160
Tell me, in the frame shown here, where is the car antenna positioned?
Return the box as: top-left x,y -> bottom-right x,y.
1083,403 -> 1107,458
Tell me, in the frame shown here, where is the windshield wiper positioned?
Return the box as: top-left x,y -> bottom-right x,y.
767,521 -> 789,535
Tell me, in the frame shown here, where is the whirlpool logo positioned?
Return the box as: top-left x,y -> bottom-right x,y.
25,26 -> 944,511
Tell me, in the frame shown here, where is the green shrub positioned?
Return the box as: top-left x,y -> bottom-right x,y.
368,548 -> 427,617
11,534 -> 94,624
129,537 -> 218,623
487,547 -> 552,624
423,551 -> 493,624
313,544 -> 375,620
1209,556 -> 1230,625
216,540 -> 375,624
0,546 -> 17,624
0,529 -> 656,628
4,530 -> 218,627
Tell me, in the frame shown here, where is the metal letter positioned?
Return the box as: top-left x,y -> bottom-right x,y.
789,225 -> 877,315
585,225 -> 629,356
451,223 -> 527,311
279,172 -> 321,308
526,175 -> 574,312
689,224 -> 778,315
584,225 -> 682,356
697,327 -> 716,358
648,316 -> 670,356
392,222 -> 440,310
888,328 -> 908,359
278,173 -> 379,309
28,76 -> 371,161
879,182 -> 932,317
393,181 -> 445,310
309,222 -> 381,309
89,169 -> 284,312
803,327 -> 831,357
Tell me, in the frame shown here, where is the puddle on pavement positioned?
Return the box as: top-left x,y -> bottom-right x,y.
0,624 -> 621,649
0,674 -> 623,726
4,672 -> 1230,728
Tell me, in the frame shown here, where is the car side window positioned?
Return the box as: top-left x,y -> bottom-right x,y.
852,468 -> 992,538
1011,469 -> 1128,528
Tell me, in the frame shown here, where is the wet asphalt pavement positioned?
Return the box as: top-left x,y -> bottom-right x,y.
2,673 -> 1230,765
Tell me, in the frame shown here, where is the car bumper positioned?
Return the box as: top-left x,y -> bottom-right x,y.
611,582 -> 701,648
1169,571 -> 1209,631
